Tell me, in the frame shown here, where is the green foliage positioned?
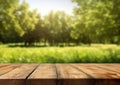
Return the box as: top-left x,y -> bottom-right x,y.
0,0 -> 18,37
43,11 -> 73,45
72,0 -> 120,44
0,45 -> 120,63
0,0 -> 39,43
0,0 -> 120,45
17,1 -> 39,36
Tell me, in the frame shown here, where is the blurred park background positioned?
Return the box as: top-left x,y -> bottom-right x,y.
0,0 -> 120,63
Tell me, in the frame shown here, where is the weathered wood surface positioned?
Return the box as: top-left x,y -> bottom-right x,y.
0,64 -> 119,85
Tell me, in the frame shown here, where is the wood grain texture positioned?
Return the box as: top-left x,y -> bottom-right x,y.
71,64 -> 120,85
94,64 -> 120,74
0,64 -> 119,85
0,64 -> 38,85
26,64 -> 57,85
0,64 -> 19,76
56,64 -> 91,79
55,64 -> 94,85
72,64 -> 120,79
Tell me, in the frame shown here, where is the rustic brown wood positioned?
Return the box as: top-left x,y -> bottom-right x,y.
0,64 -> 38,85
72,64 -> 120,85
0,64 -> 9,68
0,64 -> 19,76
94,64 -> 120,73
55,64 -> 94,85
56,64 -> 91,79
72,64 -> 120,79
94,79 -> 120,85
26,64 -> 57,85
0,64 -> 119,85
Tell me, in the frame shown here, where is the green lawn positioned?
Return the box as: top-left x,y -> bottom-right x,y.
0,44 -> 120,63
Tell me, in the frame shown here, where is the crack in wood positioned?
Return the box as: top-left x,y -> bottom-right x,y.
70,64 -> 94,78
24,64 -> 40,85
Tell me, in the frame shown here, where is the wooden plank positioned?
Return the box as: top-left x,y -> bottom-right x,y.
72,64 -> 120,78
26,64 -> 57,85
0,64 -> 38,85
56,64 -> 91,79
27,64 -> 120,85
94,79 -> 120,85
0,64 -> 9,68
0,64 -> 119,85
94,64 -> 120,74
0,64 -> 19,76
55,64 -> 94,85
72,64 -> 120,85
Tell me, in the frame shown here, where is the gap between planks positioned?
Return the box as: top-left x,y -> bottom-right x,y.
0,64 -> 120,85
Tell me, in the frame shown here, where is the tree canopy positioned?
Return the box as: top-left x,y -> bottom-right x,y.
0,0 -> 120,46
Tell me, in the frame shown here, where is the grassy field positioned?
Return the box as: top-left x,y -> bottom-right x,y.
0,44 -> 120,63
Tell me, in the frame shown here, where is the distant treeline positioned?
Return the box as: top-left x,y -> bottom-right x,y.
0,0 -> 120,46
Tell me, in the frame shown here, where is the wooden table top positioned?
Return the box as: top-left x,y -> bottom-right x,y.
0,64 -> 119,85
